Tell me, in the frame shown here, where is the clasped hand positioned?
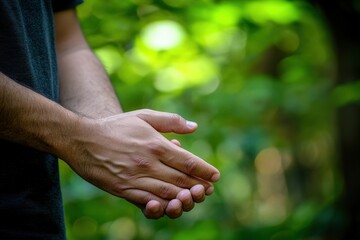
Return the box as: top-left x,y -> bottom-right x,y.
61,109 -> 220,219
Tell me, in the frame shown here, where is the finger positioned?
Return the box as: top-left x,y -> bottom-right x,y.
165,199 -> 183,219
123,189 -> 168,219
111,155 -> 213,199
143,200 -> 164,219
160,142 -> 221,183
176,189 -> 194,212
190,184 -> 206,203
170,139 -> 181,147
148,160 -> 214,192
136,109 -> 198,134
131,177 -> 185,200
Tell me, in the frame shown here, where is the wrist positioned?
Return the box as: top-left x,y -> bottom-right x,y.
51,112 -> 95,164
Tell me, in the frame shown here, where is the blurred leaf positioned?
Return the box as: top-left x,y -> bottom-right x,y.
332,80 -> 360,107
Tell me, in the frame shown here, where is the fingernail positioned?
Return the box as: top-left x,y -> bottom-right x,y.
206,186 -> 214,195
186,121 -> 198,128
211,173 -> 220,182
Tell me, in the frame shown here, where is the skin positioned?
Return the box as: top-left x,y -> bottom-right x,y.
0,8 -> 220,219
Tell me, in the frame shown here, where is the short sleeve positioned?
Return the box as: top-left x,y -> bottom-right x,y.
52,0 -> 84,12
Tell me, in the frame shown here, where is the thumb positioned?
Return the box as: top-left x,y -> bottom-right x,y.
136,109 -> 198,133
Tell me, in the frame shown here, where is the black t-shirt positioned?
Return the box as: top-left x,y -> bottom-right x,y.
0,0 -> 83,239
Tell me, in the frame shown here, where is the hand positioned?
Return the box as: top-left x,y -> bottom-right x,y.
60,109 -> 220,219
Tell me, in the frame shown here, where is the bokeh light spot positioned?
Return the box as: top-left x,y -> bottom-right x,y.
141,20 -> 186,50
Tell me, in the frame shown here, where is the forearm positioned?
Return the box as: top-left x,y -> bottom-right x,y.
54,7 -> 122,118
57,47 -> 123,118
0,72 -> 81,155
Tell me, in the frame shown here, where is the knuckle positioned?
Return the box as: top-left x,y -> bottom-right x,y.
141,193 -> 154,204
170,113 -> 183,124
135,109 -> 152,119
139,108 -> 152,116
184,158 -> 197,174
124,169 -> 137,178
112,182 -> 126,197
159,185 -> 174,199
174,175 -> 189,187
147,141 -> 166,156
142,108 -> 150,114
132,156 -> 151,169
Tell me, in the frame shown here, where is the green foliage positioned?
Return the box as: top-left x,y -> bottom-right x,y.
60,0 -> 347,239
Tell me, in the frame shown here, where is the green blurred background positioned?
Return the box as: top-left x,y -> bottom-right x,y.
59,0 -> 360,239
